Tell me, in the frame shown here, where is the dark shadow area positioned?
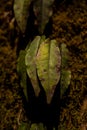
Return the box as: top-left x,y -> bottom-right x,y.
44,18 -> 53,38
60,85 -> 71,108
54,0 -> 73,7
55,0 -> 65,5
21,74 -> 60,130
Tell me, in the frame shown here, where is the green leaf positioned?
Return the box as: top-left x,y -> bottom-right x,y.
60,43 -> 69,69
25,36 -> 45,96
60,70 -> 71,98
36,39 -> 61,103
60,43 -> 71,98
33,0 -> 54,34
17,50 -> 28,101
14,0 -> 32,33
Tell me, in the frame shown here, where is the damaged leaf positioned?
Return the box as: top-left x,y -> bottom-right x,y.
14,0 -> 32,33
33,0 -> 54,34
14,0 -> 54,34
25,36 -> 45,96
36,39 -> 61,103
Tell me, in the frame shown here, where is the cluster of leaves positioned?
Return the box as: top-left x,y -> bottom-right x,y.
17,36 -> 71,104
14,0 -> 71,129
13,0 -> 55,34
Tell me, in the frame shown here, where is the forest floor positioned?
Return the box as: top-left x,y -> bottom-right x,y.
0,0 -> 87,130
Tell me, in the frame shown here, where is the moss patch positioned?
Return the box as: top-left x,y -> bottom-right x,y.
52,0 -> 87,129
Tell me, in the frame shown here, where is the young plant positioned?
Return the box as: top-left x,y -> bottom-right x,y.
18,36 -> 71,103
14,0 -> 71,129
